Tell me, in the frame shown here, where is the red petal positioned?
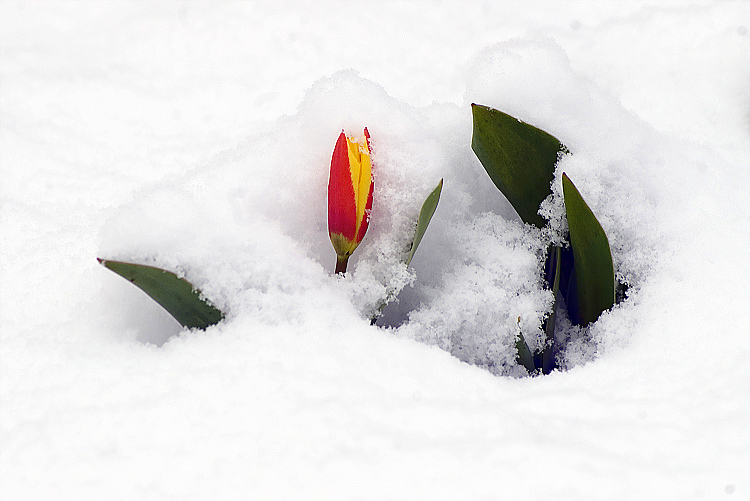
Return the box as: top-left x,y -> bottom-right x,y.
328,131 -> 357,242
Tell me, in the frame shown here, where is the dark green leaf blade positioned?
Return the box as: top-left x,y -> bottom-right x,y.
541,245 -> 561,374
471,104 -> 568,228
515,331 -> 536,373
98,259 -> 224,330
406,178 -> 443,266
561,174 -> 615,326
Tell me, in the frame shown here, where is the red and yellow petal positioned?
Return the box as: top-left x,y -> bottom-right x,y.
328,128 -> 374,259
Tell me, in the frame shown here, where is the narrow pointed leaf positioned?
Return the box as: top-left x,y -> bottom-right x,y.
471,104 -> 568,228
515,331 -> 536,373
562,174 -> 615,326
98,259 -> 224,330
541,245 -> 561,374
558,245 -> 575,307
406,179 -> 443,266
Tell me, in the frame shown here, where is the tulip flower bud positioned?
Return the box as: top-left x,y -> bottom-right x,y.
328,128 -> 373,274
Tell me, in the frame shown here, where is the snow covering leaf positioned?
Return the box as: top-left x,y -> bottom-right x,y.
562,174 -> 615,326
98,259 -> 224,330
406,178 -> 443,266
471,104 -> 567,228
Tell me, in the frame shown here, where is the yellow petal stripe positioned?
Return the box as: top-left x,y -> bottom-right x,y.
346,135 -> 372,240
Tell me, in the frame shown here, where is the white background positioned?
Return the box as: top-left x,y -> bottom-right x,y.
2,2 -> 749,500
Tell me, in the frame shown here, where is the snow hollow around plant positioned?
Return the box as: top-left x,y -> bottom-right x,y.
1,2 -> 749,500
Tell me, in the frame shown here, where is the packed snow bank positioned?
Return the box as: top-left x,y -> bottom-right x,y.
1,2 -> 749,500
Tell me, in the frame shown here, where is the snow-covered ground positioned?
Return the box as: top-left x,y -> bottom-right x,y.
2,1 -> 749,499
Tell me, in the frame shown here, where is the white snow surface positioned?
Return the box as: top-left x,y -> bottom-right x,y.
2,1 -> 749,500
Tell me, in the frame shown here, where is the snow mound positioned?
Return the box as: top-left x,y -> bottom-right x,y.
99,40 -> 679,378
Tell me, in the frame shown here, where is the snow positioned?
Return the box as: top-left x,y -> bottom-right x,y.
2,1 -> 749,500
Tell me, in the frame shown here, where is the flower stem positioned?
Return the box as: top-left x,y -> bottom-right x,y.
335,255 -> 349,275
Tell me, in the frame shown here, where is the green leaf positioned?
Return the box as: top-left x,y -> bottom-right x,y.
471,104 -> 568,228
515,331 -> 536,373
541,245 -> 561,374
406,178 -> 443,266
561,173 -> 615,326
98,259 -> 224,330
